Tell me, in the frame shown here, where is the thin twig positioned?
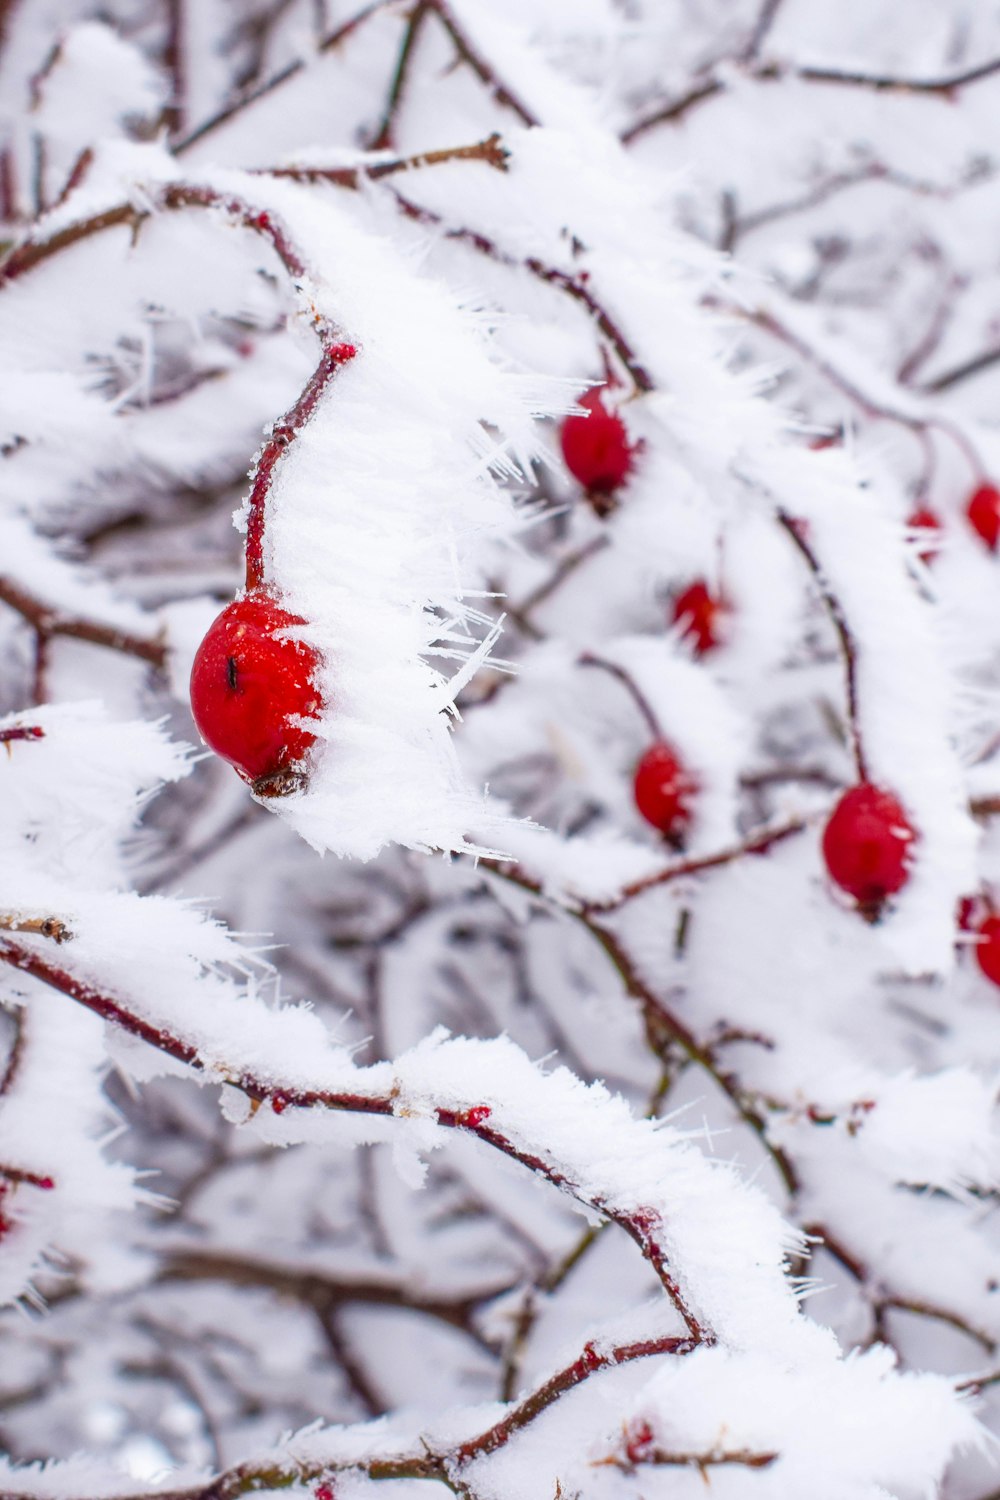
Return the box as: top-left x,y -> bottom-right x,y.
0,725 -> 44,747
0,576 -> 167,669
581,817 -> 809,914
174,1 -> 397,155
775,511 -> 867,782
624,51 -> 1000,144
0,938 -> 714,1342
0,914 -> 71,943
578,651 -> 662,740
426,0 -> 537,128
162,0 -> 187,137
921,342 -> 1000,395
0,1334 -> 692,1500
369,0 -> 431,150
393,188 -> 654,391
263,134 -> 509,187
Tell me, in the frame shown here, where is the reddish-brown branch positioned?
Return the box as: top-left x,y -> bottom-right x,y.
740,0 -> 785,61
0,1010 -> 25,1098
0,1163 -> 54,1190
801,1222 -> 996,1353
488,855 -> 801,1193
369,0 -> 432,150
0,1334 -> 692,1500
623,52 -> 1000,144
392,190 -> 654,392
455,1335 -> 697,1464
174,0 -> 396,155
244,340 -> 357,591
0,145 -> 16,222
262,133 -> 510,187
0,938 -> 712,1341
162,0 -> 187,137
512,536 -> 610,623
0,183 -> 359,597
162,1247 -> 513,1346
50,146 -> 94,211
578,651 -> 662,740
582,817 -> 809,914
0,914 -> 71,943
0,725 -> 44,746
776,511 -> 867,783
426,0 -> 538,128
0,575 -> 167,670
0,202 -> 138,285
707,287 -> 983,488
921,342 -> 1000,395
602,1443 -> 777,1474
579,916 -> 800,1196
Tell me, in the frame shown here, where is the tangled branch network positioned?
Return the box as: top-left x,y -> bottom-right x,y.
2,2 -> 1000,1498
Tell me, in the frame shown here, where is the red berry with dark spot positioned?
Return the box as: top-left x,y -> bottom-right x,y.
821,784 -> 916,909
907,506 -> 942,565
672,581 -> 729,655
633,742 -> 698,839
190,591 -> 322,797
967,483 -> 1000,551
560,387 -> 633,495
973,916 -> 1000,988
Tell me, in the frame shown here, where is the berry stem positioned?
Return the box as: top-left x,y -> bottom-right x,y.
577,651 -> 663,739
776,511 -> 869,783
243,340 -> 357,591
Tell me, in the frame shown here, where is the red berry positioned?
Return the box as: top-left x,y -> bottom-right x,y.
624,1419 -> 655,1466
906,506 -> 942,565
821,784 -> 916,909
633,742 -> 698,839
560,387 -> 633,495
967,483 -> 1000,551
672,581 -> 729,655
190,591 -> 321,796
973,916 -> 1000,988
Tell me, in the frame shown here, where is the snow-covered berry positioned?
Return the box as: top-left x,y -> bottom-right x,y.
967,483 -> 1000,551
672,580 -> 729,654
189,591 -> 322,796
907,506 -> 943,565
633,742 -> 698,839
821,783 -> 916,909
973,915 -> 1000,988
560,387 -> 633,496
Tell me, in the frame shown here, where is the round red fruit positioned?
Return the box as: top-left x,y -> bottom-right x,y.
906,506 -> 942,566
190,591 -> 321,796
967,483 -> 1000,551
633,742 -> 698,839
560,387 -> 633,495
672,580 -> 728,655
973,915 -> 1000,988
821,783 -> 916,909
